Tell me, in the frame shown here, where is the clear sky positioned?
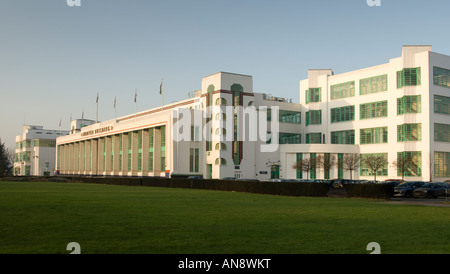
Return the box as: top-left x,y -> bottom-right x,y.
1,0 -> 449,150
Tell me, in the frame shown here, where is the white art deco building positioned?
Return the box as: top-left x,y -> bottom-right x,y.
56,46 -> 450,182
14,125 -> 69,176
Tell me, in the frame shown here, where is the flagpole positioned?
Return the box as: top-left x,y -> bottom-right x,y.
160,78 -> 164,110
96,93 -> 99,123
134,89 -> 137,121
114,96 -> 117,119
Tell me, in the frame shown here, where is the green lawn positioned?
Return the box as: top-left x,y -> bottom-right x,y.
0,180 -> 449,254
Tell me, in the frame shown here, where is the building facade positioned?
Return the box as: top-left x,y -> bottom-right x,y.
56,72 -> 301,180
14,125 -> 69,176
56,46 -> 450,182
281,45 -> 450,182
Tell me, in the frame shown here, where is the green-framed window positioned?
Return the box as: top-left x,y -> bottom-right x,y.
360,127 -> 388,144
337,153 -> 344,179
360,74 -> 388,95
296,153 -> 302,179
127,133 -> 132,172
397,67 -> 421,88
397,95 -> 421,115
360,100 -> 387,119
360,153 -> 388,176
331,105 -> 355,123
119,134 -> 123,171
279,133 -> 301,144
160,126 -> 166,171
305,88 -> 321,103
148,128 -> 154,172
280,110 -> 301,124
435,151 -> 450,177
434,95 -> 450,114
397,151 -> 422,177
189,148 -> 199,173
331,130 -> 355,144
397,123 -> 422,142
310,153 -> 317,180
306,110 -> 322,125
137,130 -> 142,172
306,133 -> 322,144
330,81 -> 355,100
433,66 -> 450,88
33,140 -> 56,147
435,123 -> 450,142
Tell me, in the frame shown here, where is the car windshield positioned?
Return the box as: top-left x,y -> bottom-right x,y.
421,183 -> 433,188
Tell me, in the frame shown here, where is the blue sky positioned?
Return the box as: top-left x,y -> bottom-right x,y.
1,0 -> 449,150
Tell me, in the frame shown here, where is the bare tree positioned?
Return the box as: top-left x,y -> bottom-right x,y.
316,154 -> 336,180
342,153 -> 360,180
362,154 -> 387,182
392,154 -> 418,181
292,158 -> 316,180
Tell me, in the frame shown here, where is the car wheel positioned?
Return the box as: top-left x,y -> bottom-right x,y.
426,192 -> 435,199
405,191 -> 412,198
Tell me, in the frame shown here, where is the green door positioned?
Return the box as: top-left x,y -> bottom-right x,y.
207,164 -> 212,179
270,165 -> 280,179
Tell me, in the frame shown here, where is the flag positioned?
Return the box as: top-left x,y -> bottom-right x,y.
160,78 -> 163,95
59,118 -> 62,127
114,96 -> 116,109
82,110 -> 84,119
134,89 -> 137,103
96,93 -> 99,103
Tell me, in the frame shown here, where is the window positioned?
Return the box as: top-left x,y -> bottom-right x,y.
360,101 -> 387,119
433,67 -> 450,88
397,67 -> 421,88
330,81 -> 355,100
360,153 -> 388,176
397,95 -> 421,115
398,151 -> 422,177
331,130 -> 355,144
215,143 -> 227,150
306,133 -> 322,144
137,130 -> 142,172
148,129 -> 154,172
360,74 -> 388,95
296,153 -> 302,179
279,110 -> 301,124
434,123 -> 450,142
305,88 -> 321,103
215,158 -> 227,166
279,133 -> 301,144
215,98 -> 227,105
160,126 -> 166,171
306,110 -> 322,125
360,127 -> 388,144
189,148 -> 199,172
127,133 -> 132,172
434,95 -> 450,114
331,105 -> 355,123
397,124 -> 422,142
435,151 -> 450,177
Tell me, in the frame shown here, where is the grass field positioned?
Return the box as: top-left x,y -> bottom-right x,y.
1,180 -> 450,254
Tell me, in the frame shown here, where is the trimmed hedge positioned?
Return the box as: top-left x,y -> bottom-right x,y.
1,176 -> 394,199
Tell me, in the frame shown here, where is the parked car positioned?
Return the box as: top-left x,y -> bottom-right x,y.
394,181 -> 426,198
413,182 -> 449,199
221,177 -> 236,180
382,179 -> 403,187
187,175 -> 203,180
